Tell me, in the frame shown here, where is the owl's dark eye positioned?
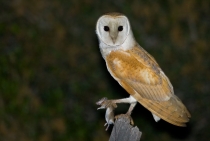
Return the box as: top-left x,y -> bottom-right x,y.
118,26 -> 123,31
104,26 -> 109,31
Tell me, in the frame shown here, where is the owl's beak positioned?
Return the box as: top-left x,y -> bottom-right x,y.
109,23 -> 118,44
110,31 -> 118,44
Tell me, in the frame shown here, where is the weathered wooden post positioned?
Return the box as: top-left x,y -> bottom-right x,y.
109,115 -> 142,141
96,98 -> 142,141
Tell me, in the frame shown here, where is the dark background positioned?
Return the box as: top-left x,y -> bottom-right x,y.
1,0 -> 209,141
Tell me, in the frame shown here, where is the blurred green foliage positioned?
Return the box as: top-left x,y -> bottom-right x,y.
0,0 -> 210,140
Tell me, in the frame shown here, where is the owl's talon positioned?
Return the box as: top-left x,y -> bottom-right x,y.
96,97 -> 107,105
96,97 -> 117,109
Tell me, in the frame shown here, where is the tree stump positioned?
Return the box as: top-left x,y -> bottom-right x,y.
109,115 -> 142,141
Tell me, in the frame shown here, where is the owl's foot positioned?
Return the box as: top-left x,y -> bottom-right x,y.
96,97 -> 136,130
115,114 -> 134,125
96,97 -> 117,110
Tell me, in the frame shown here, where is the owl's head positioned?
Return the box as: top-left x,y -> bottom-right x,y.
96,13 -> 132,47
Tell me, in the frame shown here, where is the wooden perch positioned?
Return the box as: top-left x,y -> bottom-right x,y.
109,115 -> 142,141
96,98 -> 142,140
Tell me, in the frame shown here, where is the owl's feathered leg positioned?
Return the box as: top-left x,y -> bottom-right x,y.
114,102 -> 137,125
127,102 -> 137,115
96,96 -> 137,129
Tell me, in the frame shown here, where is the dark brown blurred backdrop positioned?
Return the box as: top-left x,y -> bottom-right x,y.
0,0 -> 210,141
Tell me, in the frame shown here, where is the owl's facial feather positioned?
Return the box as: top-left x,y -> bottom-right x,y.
96,14 -> 130,47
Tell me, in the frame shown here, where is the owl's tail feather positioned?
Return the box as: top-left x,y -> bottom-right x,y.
134,94 -> 191,127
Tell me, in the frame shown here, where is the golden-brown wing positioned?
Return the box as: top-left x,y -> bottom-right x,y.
105,46 -> 191,126
114,76 -> 191,126
119,80 -> 191,126
132,92 -> 191,126
106,46 -> 173,101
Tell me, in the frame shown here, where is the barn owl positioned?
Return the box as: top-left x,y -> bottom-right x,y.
96,12 -> 191,128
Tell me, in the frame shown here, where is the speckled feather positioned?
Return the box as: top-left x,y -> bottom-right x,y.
106,45 -> 191,126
